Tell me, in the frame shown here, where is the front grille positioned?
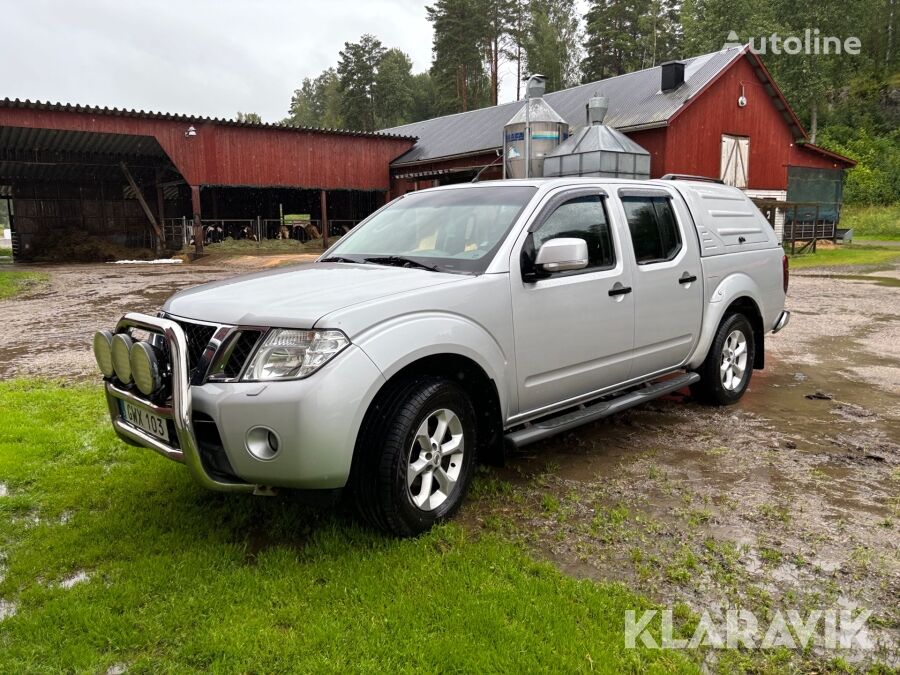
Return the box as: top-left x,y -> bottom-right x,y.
220,330 -> 262,379
172,319 -> 217,376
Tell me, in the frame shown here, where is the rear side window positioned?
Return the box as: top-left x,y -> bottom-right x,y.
532,195 -> 615,271
621,196 -> 682,265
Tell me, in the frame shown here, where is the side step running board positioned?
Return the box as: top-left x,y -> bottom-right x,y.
505,372 -> 700,450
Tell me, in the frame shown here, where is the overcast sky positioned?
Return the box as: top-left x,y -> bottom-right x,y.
2,0 -> 554,125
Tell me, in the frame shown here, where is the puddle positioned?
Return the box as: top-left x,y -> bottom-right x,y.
0,482 -> 7,497
58,570 -> 90,589
469,348 -> 899,670
803,273 -> 900,288
0,599 -> 17,621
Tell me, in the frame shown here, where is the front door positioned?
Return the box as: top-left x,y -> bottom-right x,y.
510,189 -> 635,416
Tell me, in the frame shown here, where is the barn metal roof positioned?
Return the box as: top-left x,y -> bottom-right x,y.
0,125 -> 168,158
0,98 -> 417,141
383,47 -> 746,166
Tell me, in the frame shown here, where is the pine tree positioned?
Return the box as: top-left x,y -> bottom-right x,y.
427,0 -> 490,112
285,68 -> 343,128
337,34 -> 387,131
235,111 -> 262,124
522,0 -> 581,93
374,49 -> 416,128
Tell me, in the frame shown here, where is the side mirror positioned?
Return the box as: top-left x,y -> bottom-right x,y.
534,238 -> 589,273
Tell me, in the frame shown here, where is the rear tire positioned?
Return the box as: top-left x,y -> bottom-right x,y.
352,377 -> 477,537
691,313 -> 755,406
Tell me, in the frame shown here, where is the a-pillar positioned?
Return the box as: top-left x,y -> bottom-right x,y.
191,185 -> 203,255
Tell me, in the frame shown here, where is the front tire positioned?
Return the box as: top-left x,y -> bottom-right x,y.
353,377 -> 477,537
691,313 -> 755,405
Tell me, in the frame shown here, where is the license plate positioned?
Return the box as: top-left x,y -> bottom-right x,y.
120,401 -> 170,442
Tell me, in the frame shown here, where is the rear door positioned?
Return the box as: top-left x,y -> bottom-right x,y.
616,188 -> 703,379
509,188 -> 634,416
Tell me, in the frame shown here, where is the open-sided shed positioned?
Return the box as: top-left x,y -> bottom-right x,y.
0,100 -> 415,259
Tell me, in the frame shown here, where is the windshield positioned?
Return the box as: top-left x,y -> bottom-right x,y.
324,185 -> 537,274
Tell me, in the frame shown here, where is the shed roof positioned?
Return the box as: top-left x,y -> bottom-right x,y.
0,98 -> 416,141
382,47 -> 746,166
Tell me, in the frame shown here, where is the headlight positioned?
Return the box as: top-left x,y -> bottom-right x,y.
244,329 -> 349,381
111,333 -> 134,384
130,341 -> 162,396
93,330 -> 115,378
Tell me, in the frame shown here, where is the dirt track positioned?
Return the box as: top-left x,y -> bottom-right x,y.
1,255 -> 898,667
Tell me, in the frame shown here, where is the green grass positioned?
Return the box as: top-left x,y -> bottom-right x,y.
0,381 -> 695,672
0,270 -> 48,299
842,204 -> 900,241
0,246 -> 11,258
787,244 -> 900,269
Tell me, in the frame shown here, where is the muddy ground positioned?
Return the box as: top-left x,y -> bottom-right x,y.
1,256 -> 897,669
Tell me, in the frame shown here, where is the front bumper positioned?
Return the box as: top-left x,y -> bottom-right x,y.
104,312 -> 387,491
105,313 -> 254,493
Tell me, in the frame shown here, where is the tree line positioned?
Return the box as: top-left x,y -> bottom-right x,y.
267,0 -> 896,203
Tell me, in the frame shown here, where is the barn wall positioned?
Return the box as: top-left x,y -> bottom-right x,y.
789,144 -> 850,171
0,107 -> 414,191
663,55 -> 799,190
625,128 -> 667,178
390,151 -> 502,195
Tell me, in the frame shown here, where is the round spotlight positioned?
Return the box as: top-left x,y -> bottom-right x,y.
111,333 -> 134,384
130,341 -> 161,396
92,330 -> 115,378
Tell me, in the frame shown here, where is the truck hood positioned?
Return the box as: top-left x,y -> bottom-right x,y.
162,262 -> 467,328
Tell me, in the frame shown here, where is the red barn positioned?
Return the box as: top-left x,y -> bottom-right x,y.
382,45 -> 855,234
0,101 -> 414,258
0,44 -> 855,260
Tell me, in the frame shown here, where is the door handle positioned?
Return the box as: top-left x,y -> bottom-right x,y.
608,285 -> 632,297
678,274 -> 697,285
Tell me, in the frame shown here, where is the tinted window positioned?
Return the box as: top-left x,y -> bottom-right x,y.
533,195 -> 615,271
622,196 -> 682,264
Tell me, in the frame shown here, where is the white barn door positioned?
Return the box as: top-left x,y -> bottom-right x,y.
720,135 -> 749,188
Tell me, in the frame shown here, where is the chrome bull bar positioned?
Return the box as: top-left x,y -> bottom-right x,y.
104,312 -> 254,493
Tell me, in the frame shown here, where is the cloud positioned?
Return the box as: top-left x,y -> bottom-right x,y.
1,0 -> 435,122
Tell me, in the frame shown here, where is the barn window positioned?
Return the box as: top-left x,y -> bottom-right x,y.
720,134 -> 749,188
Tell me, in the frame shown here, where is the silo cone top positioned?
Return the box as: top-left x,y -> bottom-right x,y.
505,97 -> 567,126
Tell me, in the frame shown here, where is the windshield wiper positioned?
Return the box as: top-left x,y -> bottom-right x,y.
320,255 -> 364,264
363,256 -> 441,272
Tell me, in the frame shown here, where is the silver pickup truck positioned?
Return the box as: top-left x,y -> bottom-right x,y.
92,177 -> 790,535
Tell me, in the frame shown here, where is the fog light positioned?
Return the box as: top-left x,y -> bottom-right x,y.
246,426 -> 280,461
130,341 -> 161,396
111,333 -> 134,384
93,330 -> 115,378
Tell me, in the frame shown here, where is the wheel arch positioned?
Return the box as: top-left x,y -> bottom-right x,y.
689,274 -> 766,370
351,353 -> 506,477
726,296 -> 764,369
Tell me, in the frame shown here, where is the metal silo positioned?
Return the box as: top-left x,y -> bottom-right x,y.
503,77 -> 569,179
542,96 -> 651,180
